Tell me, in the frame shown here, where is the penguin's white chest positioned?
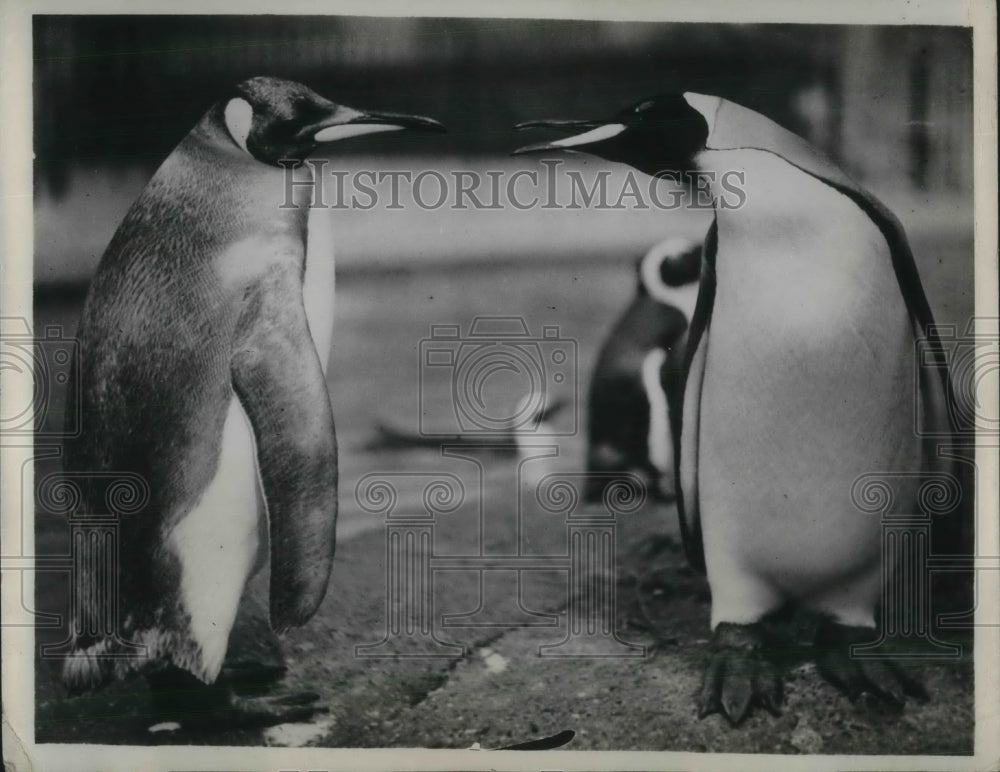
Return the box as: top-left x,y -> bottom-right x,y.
168,398 -> 261,680
640,348 -> 672,477
695,151 -> 920,601
303,207 -> 337,371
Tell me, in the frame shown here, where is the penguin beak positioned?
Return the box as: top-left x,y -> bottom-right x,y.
307,105 -> 446,144
512,119 -> 626,155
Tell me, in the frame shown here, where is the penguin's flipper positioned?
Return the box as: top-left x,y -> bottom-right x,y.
231,267 -> 338,633
673,221 -> 717,574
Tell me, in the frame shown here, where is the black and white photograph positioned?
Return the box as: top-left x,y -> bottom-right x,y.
1,1 -> 997,769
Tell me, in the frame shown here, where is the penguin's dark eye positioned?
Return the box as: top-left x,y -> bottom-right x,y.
294,97 -> 329,121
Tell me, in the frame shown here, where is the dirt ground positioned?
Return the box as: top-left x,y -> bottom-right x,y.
30,250 -> 975,755
34,494 -> 974,753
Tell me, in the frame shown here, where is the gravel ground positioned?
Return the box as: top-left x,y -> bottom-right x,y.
32,247 -> 975,754
34,495 -> 974,752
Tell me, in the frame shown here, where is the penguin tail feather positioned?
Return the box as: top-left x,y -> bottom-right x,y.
61,628 -> 217,691
61,640 -> 118,693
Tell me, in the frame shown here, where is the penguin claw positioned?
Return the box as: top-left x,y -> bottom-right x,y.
697,623 -> 783,727
814,621 -> 929,711
265,690 -> 322,708
755,670 -> 785,718
148,666 -> 325,732
218,659 -> 288,692
167,691 -> 326,733
696,653 -> 725,719
226,691 -> 327,727
720,673 -> 753,726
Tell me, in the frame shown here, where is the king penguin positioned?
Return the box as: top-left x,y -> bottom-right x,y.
515,93 -> 969,724
61,76 -> 443,726
585,236 -> 701,503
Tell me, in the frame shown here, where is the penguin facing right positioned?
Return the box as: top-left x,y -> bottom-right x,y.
515,93 -> 970,725
585,236 -> 701,503
60,76 -> 444,729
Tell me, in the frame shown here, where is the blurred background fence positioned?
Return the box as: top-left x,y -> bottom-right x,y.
33,16 -> 973,283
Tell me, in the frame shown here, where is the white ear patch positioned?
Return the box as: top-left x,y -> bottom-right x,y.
224,97 -> 254,154
314,124 -> 403,143
550,123 -> 626,148
641,238 -> 696,301
641,348 -> 671,475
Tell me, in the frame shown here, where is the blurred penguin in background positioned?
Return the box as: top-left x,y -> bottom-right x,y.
585,236 -> 701,503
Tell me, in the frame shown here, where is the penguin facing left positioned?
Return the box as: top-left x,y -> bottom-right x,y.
515,93 -> 968,725
61,76 -> 444,727
585,236 -> 701,503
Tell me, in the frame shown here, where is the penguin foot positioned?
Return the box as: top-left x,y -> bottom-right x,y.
218,658 -> 288,694
814,621 -> 930,710
147,666 -> 325,732
221,691 -> 326,729
697,622 -> 783,726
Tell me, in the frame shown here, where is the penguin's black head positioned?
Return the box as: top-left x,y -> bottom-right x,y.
514,93 -> 709,177
221,76 -> 445,164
